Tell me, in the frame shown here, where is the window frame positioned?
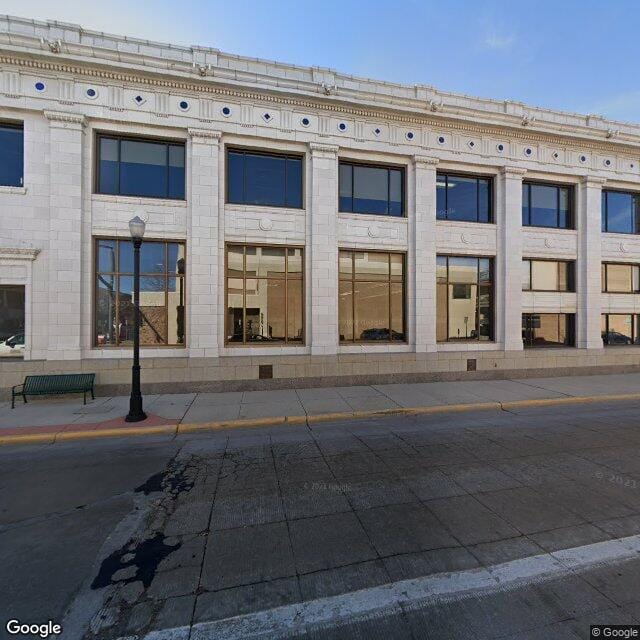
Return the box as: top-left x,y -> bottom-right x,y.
601,313 -> 640,346
94,132 -> 187,200
0,120 -> 24,188
436,254 -> 494,343
522,258 -> 576,292
602,189 -> 640,235
601,262 -> 640,294
436,171 -> 494,224
522,313 -> 576,348
338,248 -> 407,344
338,159 -> 406,217
522,180 -> 574,230
224,243 -> 305,346
225,147 -> 305,209
93,237 -> 187,348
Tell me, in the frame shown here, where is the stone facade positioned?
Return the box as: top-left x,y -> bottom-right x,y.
2,15 -> 640,396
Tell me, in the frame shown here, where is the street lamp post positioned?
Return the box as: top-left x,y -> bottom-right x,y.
125,215 -> 147,423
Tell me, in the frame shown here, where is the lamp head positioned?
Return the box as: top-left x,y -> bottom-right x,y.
128,215 -> 146,240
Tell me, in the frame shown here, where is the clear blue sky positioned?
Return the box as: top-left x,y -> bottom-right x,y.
5,0 -> 640,123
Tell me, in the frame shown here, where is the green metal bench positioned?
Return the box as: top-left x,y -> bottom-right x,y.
12,373 -> 96,409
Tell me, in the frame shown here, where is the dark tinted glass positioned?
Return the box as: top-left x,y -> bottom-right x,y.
605,191 -> 636,234
98,137 -> 119,195
97,136 -> 185,199
530,184 -> 558,227
523,183 -> 572,229
227,151 -> 244,203
354,165 -> 391,214
245,153 -> 286,206
227,151 -> 302,208
339,163 -> 404,216
168,145 -> 185,199
339,164 -> 353,212
437,174 -> 492,223
285,157 -> 303,208
0,124 -> 23,187
447,175 -> 477,222
120,139 -> 168,198
0,285 -> 25,348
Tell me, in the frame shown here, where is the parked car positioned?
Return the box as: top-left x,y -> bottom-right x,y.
602,331 -> 633,346
0,333 -> 25,357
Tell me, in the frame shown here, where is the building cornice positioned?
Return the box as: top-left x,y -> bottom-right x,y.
309,142 -> 339,155
2,16 -> 640,156
44,109 -> 85,125
188,128 -> 222,143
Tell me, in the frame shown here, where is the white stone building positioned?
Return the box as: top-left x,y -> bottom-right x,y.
1,15 -> 640,396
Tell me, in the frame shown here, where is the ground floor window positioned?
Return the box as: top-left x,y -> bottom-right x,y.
436,255 -> 493,341
522,313 -> 575,347
338,250 -> 406,342
226,244 -> 304,344
95,238 -> 186,347
0,285 -> 25,358
601,314 -> 640,345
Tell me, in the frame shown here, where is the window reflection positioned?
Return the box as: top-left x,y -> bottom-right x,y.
602,263 -> 640,293
0,123 -> 24,188
522,182 -> 573,229
94,239 -> 186,347
97,136 -> 185,200
226,245 -> 304,344
436,256 -> 493,342
522,259 -> 574,292
522,314 -> 575,347
339,251 -> 405,342
339,162 -> 404,216
602,191 -> 637,234
436,173 -> 492,223
0,285 -> 25,358
226,150 -> 303,208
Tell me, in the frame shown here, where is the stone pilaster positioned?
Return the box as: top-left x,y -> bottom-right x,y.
187,128 -> 222,357
498,166 -> 526,351
45,111 -> 85,360
309,142 -> 339,355
412,155 -> 439,352
578,176 -> 605,349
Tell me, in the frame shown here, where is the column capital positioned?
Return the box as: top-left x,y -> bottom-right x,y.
309,142 -> 339,156
580,175 -> 607,187
188,128 -> 222,144
413,155 -> 439,167
501,165 -> 527,178
44,110 -> 85,128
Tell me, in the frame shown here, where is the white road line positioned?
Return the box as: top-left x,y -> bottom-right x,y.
137,533 -> 640,640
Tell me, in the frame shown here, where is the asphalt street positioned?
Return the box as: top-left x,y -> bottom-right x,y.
3,400 -> 640,639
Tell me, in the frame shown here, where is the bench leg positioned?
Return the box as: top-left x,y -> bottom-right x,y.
91,387 -> 95,400
11,393 -> 15,409
83,390 -> 87,405
23,394 -> 27,405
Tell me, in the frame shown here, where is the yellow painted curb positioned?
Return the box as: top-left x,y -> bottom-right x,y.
2,391 -> 640,447
55,424 -> 178,442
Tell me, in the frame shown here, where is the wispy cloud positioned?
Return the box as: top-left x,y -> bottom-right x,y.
483,31 -> 516,50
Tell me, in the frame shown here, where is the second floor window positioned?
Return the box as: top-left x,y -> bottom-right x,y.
522,182 -> 572,229
339,162 -> 404,216
0,123 -> 23,187
227,149 -> 303,208
601,263 -> 640,293
602,190 -> 640,234
436,173 -> 492,223
97,135 -> 185,199
522,259 -> 575,292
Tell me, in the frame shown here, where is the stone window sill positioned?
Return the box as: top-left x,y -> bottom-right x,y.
0,185 -> 27,195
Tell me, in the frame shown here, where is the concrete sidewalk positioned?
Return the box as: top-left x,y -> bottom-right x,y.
3,373 -> 640,438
